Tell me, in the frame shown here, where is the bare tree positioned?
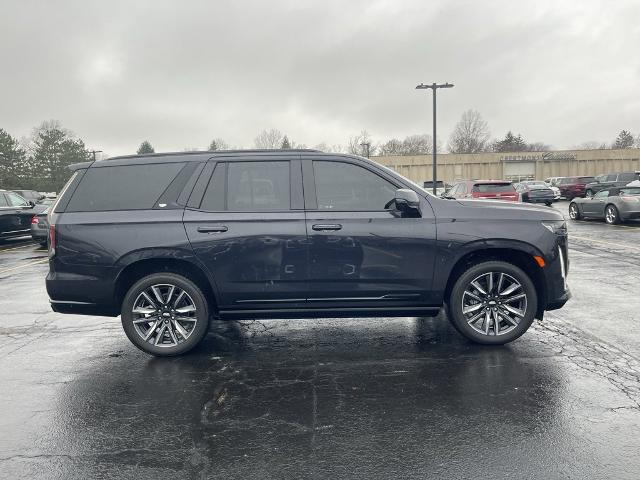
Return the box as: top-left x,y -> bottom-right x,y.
527,142 -> 552,152
378,138 -> 404,156
254,129 -> 283,149
347,130 -> 377,156
402,134 -> 435,155
447,110 -> 491,154
314,142 -> 343,153
573,141 -> 608,150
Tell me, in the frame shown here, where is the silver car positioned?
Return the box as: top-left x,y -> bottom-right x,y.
569,186 -> 640,224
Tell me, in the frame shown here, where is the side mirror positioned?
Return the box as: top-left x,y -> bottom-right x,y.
28,200 -> 36,207
394,188 -> 420,210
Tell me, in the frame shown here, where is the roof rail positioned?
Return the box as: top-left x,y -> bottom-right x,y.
103,149 -> 322,161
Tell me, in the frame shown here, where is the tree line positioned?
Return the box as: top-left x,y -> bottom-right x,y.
3,117 -> 639,193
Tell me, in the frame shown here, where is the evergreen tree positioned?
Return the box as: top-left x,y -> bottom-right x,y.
137,140 -> 155,154
613,130 -> 634,149
492,131 -> 528,152
281,135 -> 291,149
208,138 -> 229,151
29,121 -> 89,192
0,128 -> 26,189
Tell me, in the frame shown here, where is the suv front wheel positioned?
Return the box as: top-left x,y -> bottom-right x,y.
448,261 -> 537,345
121,273 -> 209,356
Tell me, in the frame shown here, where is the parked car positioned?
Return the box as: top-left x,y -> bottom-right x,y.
47,150 -> 570,356
444,180 -> 519,202
33,196 -> 56,214
515,181 -> 555,206
544,177 -> 563,187
584,172 -> 640,197
30,207 -> 50,246
569,186 -> 640,224
422,180 -> 449,197
556,176 -> 596,200
12,189 -> 45,203
0,190 -> 36,239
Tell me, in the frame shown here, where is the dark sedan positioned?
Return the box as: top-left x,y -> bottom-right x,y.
515,181 -> 555,206
569,186 -> 640,224
0,190 -> 36,239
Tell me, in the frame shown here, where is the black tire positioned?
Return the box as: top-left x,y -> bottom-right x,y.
604,204 -> 620,225
545,201 -> 552,207
568,202 -> 582,220
448,261 -> 537,345
121,273 -> 209,356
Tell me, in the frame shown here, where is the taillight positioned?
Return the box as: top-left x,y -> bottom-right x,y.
31,215 -> 39,225
621,196 -> 640,202
49,225 -> 56,256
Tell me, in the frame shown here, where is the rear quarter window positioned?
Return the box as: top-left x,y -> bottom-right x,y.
65,162 -> 185,212
473,183 -> 515,193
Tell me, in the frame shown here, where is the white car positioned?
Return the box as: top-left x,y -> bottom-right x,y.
627,179 -> 640,187
545,182 -> 561,200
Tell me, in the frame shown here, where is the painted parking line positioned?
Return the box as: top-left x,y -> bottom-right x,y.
0,243 -> 38,253
570,235 -> 640,252
0,258 -> 48,275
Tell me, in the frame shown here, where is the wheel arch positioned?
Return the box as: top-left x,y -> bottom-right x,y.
115,257 -> 219,315
443,244 -> 547,319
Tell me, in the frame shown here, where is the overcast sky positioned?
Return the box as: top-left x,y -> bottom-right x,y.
1,0 -> 639,156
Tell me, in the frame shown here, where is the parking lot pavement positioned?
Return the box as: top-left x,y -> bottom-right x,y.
1,210 -> 640,480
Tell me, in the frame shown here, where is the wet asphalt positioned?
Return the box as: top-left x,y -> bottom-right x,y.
0,201 -> 639,479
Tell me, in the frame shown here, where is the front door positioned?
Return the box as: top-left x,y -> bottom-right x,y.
303,158 -> 437,310
585,190 -> 609,216
183,157 -> 308,310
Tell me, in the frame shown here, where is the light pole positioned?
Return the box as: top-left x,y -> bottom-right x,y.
360,142 -> 371,159
415,82 -> 454,195
88,150 -> 103,161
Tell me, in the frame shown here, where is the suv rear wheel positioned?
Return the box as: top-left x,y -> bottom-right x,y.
121,273 -> 209,356
448,261 -> 537,345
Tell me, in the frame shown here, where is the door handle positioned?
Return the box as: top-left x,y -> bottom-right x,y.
197,225 -> 228,233
312,224 -> 342,231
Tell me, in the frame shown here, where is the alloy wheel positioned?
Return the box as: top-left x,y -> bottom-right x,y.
461,272 -> 527,336
605,206 -> 617,224
569,204 -> 578,219
131,283 -> 198,347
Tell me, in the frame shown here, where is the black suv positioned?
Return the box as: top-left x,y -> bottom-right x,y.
47,150 -> 570,356
585,172 -> 640,197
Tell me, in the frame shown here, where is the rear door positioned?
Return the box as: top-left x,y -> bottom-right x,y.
303,157 -> 438,309
183,156 -> 308,311
5,192 -> 33,233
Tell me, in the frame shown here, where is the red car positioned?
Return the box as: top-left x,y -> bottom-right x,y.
444,180 -> 519,201
557,176 -> 595,200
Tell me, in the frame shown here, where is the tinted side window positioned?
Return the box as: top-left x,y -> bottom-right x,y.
7,192 -> 28,206
0,195 -> 8,207
227,161 -> 290,211
313,161 -> 397,210
199,163 -> 226,211
66,163 -> 185,212
618,173 -> 636,182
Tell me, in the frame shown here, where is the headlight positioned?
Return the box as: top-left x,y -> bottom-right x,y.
541,221 -> 567,236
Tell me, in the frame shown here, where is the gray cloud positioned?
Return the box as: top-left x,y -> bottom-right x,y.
1,0 -> 639,156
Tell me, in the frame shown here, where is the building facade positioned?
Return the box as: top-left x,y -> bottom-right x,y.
373,148 -> 640,184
